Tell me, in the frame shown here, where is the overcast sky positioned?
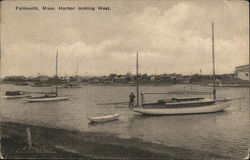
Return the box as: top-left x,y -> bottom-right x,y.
1,0 -> 249,77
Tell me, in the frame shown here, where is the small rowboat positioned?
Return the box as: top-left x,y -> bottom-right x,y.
88,114 -> 120,123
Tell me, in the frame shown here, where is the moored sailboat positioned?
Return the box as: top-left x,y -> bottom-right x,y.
133,22 -> 232,115
61,61 -> 81,88
24,51 -> 69,102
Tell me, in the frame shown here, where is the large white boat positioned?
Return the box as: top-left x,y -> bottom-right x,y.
25,51 -> 69,102
132,23 -> 232,115
133,99 -> 231,115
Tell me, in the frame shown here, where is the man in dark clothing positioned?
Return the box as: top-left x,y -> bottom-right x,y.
129,92 -> 135,108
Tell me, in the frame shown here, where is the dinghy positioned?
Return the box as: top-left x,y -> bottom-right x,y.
88,114 -> 120,123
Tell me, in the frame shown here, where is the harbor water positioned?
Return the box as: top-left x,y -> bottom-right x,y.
0,84 -> 249,159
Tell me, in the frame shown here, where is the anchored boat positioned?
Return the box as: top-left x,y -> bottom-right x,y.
133,23 -> 232,115
3,91 -> 31,99
133,99 -> 231,115
25,51 -> 69,102
60,61 -> 81,88
24,95 -> 68,102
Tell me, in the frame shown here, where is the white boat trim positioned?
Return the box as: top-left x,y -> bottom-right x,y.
3,95 -> 31,99
88,114 -> 120,122
24,96 -> 69,102
133,101 -> 231,115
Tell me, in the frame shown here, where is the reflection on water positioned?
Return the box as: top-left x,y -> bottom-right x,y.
0,84 -> 249,158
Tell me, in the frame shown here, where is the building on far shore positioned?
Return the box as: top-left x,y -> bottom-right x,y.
37,75 -> 49,81
234,64 -> 249,80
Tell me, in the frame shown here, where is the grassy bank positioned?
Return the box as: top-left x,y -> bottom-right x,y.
1,121 -> 229,159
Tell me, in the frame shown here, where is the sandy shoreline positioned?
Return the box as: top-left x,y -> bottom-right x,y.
1,121 -> 230,159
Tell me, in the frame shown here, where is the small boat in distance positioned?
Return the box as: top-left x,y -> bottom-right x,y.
3,91 -> 31,99
133,22 -> 232,115
63,82 -> 81,88
60,62 -> 81,88
88,114 -> 120,123
24,51 -> 69,102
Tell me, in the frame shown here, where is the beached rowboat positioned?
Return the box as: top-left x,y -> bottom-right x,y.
88,114 -> 120,122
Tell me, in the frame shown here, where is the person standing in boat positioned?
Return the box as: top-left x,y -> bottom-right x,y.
129,92 -> 135,108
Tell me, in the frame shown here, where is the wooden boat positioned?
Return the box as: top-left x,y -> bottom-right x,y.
25,51 -> 69,102
88,114 -> 120,122
3,91 -> 31,99
132,23 -> 232,115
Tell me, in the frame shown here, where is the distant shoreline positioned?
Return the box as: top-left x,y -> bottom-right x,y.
0,81 -> 249,88
1,121 -> 227,159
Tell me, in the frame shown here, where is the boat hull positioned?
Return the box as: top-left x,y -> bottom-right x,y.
88,114 -> 120,122
24,97 -> 69,102
143,98 -> 215,108
3,95 -> 31,99
133,101 -> 231,115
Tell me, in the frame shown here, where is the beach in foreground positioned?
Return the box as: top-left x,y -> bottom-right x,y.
1,121 -> 230,159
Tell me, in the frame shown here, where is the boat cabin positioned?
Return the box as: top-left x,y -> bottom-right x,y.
157,97 -> 205,103
5,91 -> 25,96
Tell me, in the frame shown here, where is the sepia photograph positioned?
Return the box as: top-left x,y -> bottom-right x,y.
0,0 -> 249,159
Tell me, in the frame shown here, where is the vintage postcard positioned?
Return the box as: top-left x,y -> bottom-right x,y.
0,0 -> 249,159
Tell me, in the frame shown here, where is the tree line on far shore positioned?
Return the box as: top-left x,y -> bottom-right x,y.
2,73 -> 248,85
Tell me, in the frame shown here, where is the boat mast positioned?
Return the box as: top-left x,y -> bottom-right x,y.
136,52 -> 139,106
77,61 -> 78,77
212,22 -> 216,100
56,51 -> 58,97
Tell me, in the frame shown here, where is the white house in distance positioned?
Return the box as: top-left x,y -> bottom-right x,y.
234,64 -> 249,80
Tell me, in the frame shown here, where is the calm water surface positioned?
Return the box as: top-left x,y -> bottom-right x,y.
0,84 -> 249,158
